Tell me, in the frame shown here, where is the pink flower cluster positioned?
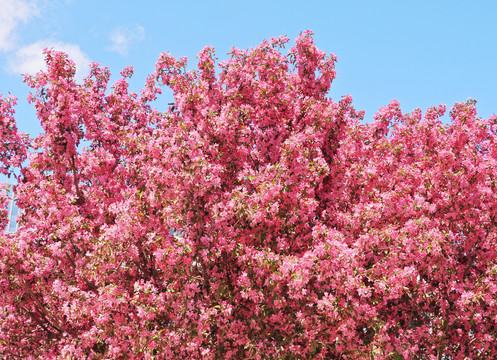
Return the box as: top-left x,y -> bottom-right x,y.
0,31 -> 496,359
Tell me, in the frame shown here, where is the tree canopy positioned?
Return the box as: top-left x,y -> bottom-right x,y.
1,31 -> 496,359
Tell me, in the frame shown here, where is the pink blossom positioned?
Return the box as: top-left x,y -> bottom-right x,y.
0,32 -> 495,359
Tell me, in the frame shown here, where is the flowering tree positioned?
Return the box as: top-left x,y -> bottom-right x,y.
1,31 -> 496,359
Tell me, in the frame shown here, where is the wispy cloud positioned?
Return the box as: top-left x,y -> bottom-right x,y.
0,0 -> 39,51
108,25 -> 145,56
7,40 -> 91,80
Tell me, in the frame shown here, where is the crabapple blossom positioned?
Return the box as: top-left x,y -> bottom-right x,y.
0,31 -> 496,359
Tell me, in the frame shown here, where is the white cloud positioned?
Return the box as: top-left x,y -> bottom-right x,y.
0,0 -> 39,51
7,40 -> 91,80
108,25 -> 145,56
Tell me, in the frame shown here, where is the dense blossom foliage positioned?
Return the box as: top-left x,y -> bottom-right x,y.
1,31 -> 496,359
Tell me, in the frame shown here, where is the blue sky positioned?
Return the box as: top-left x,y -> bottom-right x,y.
1,0 -> 496,137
